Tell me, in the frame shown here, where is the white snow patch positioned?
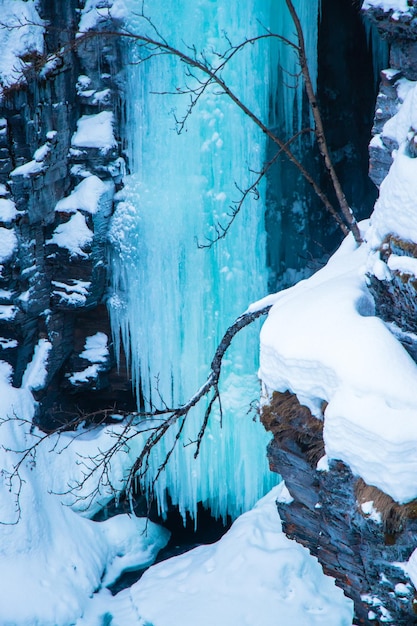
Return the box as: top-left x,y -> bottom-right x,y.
80,332 -> 109,363
361,501 -> 382,524
21,338 -> 52,391
68,333 -> 109,385
316,455 -> 329,472
72,111 -> 117,152
52,279 -> 91,306
0,226 -> 17,262
387,253 -> 417,277
0,198 -> 17,223
0,366 -> 169,625
0,337 -> 17,349
407,549 -> 417,590
0,305 -> 16,320
363,0 -> 410,12
55,175 -> 114,215
276,482 -> 294,504
78,484 -> 353,626
78,0 -> 128,34
69,363 -> 101,384
259,226 -> 417,504
10,142 -> 51,178
100,515 -> 170,587
49,211 -> 93,258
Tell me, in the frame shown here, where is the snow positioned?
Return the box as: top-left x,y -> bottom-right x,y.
52,279 -> 91,306
254,52 -> 417,512
99,514 -> 170,587
80,332 -> 109,363
258,227 -> 417,503
363,0 -> 410,12
0,198 -> 18,223
0,359 -> 170,625
316,455 -> 329,472
0,226 -> 17,261
257,68 -> 417,508
76,485 -> 353,626
361,501 -> 382,524
368,145 -> 417,246
72,111 -> 117,152
78,0 -> 128,34
0,337 -> 17,349
387,253 -> 417,276
55,175 -> 114,215
0,304 -> 16,320
0,0 -> 44,97
21,338 -> 52,391
49,211 -> 93,258
67,333 -> 109,385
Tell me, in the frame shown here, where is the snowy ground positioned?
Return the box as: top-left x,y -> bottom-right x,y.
76,484 -> 353,626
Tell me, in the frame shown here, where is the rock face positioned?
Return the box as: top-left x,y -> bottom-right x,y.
0,0 -> 134,429
366,2 -> 417,187
262,392 -> 417,625
260,5 -> 417,624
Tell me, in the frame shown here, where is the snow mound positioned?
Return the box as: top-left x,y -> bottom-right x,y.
76,484 -> 353,626
259,226 -> 417,503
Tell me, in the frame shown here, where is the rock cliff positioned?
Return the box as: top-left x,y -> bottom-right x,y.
261,4 -> 417,624
0,0 -> 134,431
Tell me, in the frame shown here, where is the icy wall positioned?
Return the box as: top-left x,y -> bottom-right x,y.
108,0 -> 320,521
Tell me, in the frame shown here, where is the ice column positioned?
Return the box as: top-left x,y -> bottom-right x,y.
109,0 -> 320,521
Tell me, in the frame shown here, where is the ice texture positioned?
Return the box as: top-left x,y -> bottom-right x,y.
108,0 -> 320,521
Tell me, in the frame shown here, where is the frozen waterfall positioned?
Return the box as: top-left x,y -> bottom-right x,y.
108,0 -> 320,521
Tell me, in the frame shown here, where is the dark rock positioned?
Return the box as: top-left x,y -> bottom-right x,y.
262,391 -> 417,625
0,0 -> 133,425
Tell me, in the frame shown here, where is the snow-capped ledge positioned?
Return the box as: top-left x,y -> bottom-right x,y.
258,224 -> 417,504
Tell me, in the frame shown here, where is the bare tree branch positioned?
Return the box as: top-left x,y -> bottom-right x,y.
0,305 -> 271,517
285,0 -> 362,244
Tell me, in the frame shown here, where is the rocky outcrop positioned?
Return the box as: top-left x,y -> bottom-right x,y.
0,0 -> 134,429
366,2 -> 417,187
260,4 -> 417,624
262,392 -> 417,625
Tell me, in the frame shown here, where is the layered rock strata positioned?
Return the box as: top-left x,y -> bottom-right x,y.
0,0 -> 134,429
262,392 -> 417,625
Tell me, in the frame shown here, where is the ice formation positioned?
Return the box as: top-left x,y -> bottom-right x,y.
108,0 -> 320,521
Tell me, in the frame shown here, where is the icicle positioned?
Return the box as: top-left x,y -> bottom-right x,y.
109,0 -> 321,522
362,16 -> 389,88
269,0 -> 321,136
